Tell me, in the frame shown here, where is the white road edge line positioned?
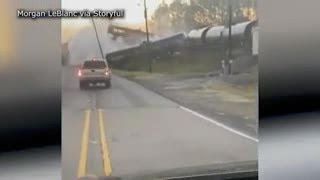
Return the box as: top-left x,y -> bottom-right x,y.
179,106 -> 258,142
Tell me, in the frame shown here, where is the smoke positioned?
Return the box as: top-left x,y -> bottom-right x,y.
68,20 -> 130,65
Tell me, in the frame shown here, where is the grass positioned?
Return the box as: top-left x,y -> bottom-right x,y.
206,80 -> 257,98
114,52 -> 223,75
203,79 -> 257,101
114,67 -> 258,120
151,57 -> 221,74
112,69 -> 164,80
200,78 -> 257,119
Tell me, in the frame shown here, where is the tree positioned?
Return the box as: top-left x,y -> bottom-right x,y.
149,0 -> 257,34
150,2 -> 171,35
183,1 -> 213,31
169,0 -> 188,32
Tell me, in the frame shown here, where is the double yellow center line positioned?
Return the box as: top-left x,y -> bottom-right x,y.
77,110 -> 91,177
77,109 -> 112,178
98,109 -> 113,176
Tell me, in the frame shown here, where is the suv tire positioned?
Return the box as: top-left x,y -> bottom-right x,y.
79,81 -> 86,89
105,80 -> 111,89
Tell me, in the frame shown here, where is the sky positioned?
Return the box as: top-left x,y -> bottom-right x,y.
63,0 -> 188,62
61,0 -> 178,43
62,0 -> 175,27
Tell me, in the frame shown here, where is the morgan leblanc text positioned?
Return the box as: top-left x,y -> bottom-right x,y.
17,9 -> 125,19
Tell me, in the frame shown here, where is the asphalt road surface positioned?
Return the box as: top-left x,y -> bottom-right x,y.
62,66 -> 257,180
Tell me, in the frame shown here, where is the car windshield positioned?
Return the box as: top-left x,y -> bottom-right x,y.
62,0 -> 258,179
83,61 -> 107,69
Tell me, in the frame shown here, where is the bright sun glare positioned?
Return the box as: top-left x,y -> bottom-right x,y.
61,0 -> 175,43
62,0 -> 174,25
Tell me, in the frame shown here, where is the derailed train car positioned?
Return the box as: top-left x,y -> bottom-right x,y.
106,45 -> 141,68
106,20 -> 258,68
106,33 -> 186,67
147,33 -> 186,54
187,20 -> 258,53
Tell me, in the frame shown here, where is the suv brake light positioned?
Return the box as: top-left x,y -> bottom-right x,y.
104,68 -> 109,76
78,70 -> 82,77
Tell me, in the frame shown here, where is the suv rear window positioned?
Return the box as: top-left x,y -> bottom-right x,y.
83,61 -> 107,69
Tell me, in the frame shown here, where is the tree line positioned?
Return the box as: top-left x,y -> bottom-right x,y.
149,0 -> 257,35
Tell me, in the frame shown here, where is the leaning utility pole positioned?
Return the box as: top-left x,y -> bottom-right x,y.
144,0 -> 152,73
144,0 -> 150,43
227,2 -> 233,74
91,18 -> 105,59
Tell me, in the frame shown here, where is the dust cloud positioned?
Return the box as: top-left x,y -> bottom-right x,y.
68,20 -> 130,65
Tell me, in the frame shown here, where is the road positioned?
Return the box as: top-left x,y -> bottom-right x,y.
62,66 -> 257,179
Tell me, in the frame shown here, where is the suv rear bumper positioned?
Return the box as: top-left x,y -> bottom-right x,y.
79,76 -> 111,82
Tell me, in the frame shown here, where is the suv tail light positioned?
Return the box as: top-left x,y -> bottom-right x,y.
78,70 -> 82,77
104,68 -> 109,76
